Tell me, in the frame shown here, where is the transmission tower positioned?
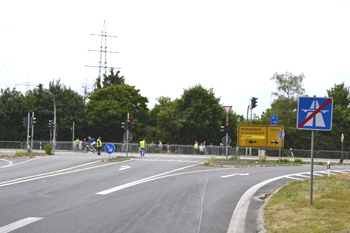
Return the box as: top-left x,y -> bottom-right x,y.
85,20 -> 120,80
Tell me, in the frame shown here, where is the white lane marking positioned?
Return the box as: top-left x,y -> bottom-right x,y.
227,170 -> 350,233
0,160 -> 121,187
293,174 -> 310,178
97,163 -> 203,195
0,159 -> 13,168
221,173 -> 249,178
119,166 -> 130,170
1,157 -> 43,168
0,217 -> 42,233
286,176 -> 303,180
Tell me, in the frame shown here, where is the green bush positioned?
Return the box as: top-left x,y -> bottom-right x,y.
293,158 -> 304,164
44,143 -> 53,155
277,159 -> 290,164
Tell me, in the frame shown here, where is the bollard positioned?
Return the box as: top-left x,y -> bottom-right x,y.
327,161 -> 330,177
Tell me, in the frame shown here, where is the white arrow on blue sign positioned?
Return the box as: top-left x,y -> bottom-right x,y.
104,143 -> 115,154
270,114 -> 278,125
297,97 -> 333,131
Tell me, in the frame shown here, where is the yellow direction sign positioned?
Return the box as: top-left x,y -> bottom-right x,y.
238,125 -> 284,148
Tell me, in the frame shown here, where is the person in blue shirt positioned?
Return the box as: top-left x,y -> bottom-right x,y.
87,136 -> 96,149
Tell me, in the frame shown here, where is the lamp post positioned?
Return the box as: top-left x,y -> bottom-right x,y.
44,90 -> 56,150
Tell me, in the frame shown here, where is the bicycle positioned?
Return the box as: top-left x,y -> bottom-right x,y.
83,144 -> 96,153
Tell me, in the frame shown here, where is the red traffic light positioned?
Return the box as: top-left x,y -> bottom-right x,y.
225,123 -> 229,126
127,119 -> 131,122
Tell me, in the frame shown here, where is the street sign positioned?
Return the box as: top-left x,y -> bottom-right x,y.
222,136 -> 232,145
238,125 -> 284,148
123,132 -> 133,142
297,97 -> 333,131
223,106 -> 232,114
277,130 -> 285,140
270,114 -> 278,125
105,143 -> 115,154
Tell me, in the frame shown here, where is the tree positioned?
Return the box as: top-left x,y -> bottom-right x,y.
327,83 -> 350,108
95,68 -> 125,89
318,83 -> 350,151
262,72 -> 306,149
23,80 -> 86,141
170,84 -> 225,144
0,88 -> 26,140
270,71 -> 305,101
86,84 -> 148,142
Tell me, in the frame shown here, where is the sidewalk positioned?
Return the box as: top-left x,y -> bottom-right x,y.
0,148 -> 347,164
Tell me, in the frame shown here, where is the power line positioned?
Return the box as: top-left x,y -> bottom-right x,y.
85,20 -> 120,81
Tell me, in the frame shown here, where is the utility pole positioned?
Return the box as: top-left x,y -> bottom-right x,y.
85,20 -> 120,82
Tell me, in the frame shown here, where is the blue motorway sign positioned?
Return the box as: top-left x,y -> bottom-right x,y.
297,97 -> 333,131
104,143 -> 115,154
270,114 -> 278,125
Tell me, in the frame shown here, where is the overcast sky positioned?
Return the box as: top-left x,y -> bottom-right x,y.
1,0 -> 349,117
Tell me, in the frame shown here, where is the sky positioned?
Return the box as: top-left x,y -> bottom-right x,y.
1,0 -> 349,118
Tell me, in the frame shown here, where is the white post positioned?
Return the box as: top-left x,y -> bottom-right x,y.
327,161 -> 330,177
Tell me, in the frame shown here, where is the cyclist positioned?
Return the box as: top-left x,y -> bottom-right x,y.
87,136 -> 96,149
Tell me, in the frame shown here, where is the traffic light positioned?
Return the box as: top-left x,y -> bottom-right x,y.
224,122 -> 229,133
38,84 -> 43,97
126,119 -> 131,130
251,97 -> 258,109
129,122 -> 135,130
121,121 -> 126,129
23,117 -> 28,128
30,117 -> 36,125
49,120 -> 54,129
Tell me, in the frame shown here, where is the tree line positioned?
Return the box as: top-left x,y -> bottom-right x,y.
0,70 -> 349,151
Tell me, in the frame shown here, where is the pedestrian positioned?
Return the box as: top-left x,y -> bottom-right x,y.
140,139 -> 146,156
199,143 -> 204,155
194,141 -> 199,154
203,141 -> 207,155
82,138 -> 87,150
219,143 -> 224,155
150,141 -> 155,153
97,136 -> 102,155
207,143 -> 213,155
158,140 -> 163,153
75,138 -> 80,150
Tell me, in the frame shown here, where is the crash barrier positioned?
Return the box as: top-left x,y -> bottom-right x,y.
0,141 -> 348,160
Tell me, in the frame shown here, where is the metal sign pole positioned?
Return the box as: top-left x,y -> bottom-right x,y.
310,130 -> 315,205
26,112 -> 30,151
31,112 -> 34,154
226,114 -> 228,158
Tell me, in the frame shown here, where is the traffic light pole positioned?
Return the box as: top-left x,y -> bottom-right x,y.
126,113 -> 130,157
31,112 -> 34,153
26,112 -> 30,151
43,90 -> 56,151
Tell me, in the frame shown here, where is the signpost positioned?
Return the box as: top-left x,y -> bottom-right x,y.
105,143 -> 115,160
222,106 -> 232,158
237,125 -> 284,148
270,114 -> 278,125
297,96 -> 333,205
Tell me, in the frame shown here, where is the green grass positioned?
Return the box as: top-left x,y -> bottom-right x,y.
264,173 -> 350,232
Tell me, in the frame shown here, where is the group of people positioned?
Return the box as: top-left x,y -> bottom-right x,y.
194,141 -> 226,155
75,136 -> 102,155
138,140 -> 164,156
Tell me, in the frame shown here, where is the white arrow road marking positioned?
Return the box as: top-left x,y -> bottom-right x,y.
119,166 -> 131,170
221,173 -> 249,178
0,217 -> 42,233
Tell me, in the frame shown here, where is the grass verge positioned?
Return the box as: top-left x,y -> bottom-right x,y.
264,173 -> 350,233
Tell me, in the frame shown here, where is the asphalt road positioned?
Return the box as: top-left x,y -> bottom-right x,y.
1,152 -> 349,233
